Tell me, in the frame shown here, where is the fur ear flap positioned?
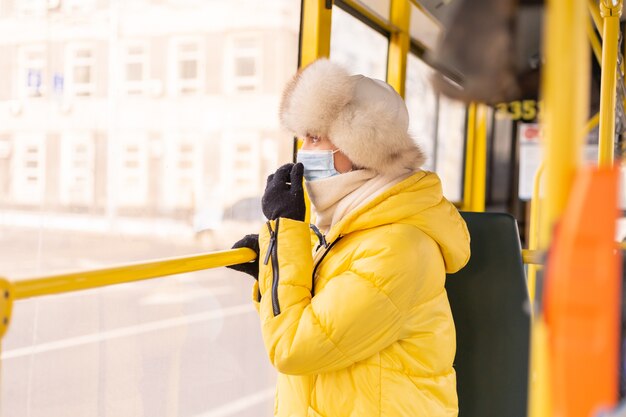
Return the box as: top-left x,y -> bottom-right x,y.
279,59 -> 354,138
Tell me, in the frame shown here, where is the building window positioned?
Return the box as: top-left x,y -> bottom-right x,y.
221,132 -> 260,204
164,136 -> 199,208
60,133 -> 94,206
11,133 -> 45,204
66,45 -> 95,96
17,0 -> 46,15
63,0 -> 97,12
171,39 -> 203,95
228,36 -> 261,92
119,134 -> 148,206
125,42 -> 149,95
19,45 -> 46,98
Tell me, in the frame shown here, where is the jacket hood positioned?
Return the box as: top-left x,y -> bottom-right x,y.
327,171 -> 470,273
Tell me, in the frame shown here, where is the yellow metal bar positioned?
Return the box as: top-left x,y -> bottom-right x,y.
523,250 -> 546,266
585,112 -> 600,134
0,278 -> 13,339
528,317 -> 553,417
11,248 -> 257,300
527,163 -> 545,301
387,0 -> 411,97
462,103 -> 477,211
300,0 -> 332,66
341,0 -> 399,34
470,104 -> 488,212
462,103 -> 487,212
598,0 -> 622,167
588,0 -> 605,34
588,17 -> 603,64
530,0 -> 590,416
539,0 -> 589,248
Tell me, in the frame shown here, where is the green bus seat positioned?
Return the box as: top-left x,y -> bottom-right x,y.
445,212 -> 531,417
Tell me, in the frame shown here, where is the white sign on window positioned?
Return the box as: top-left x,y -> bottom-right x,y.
518,123 -> 599,200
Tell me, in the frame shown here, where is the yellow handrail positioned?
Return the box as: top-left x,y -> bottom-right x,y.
300,0 -> 332,66
530,0 -> 589,416
462,103 -> 477,211
598,0 -> 623,168
527,162 -> 545,301
587,17 -> 603,64
588,0 -> 604,34
387,0 -> 411,97
523,249 -> 546,266
10,248 -> 256,300
585,112 -> 600,134
462,103 -> 488,212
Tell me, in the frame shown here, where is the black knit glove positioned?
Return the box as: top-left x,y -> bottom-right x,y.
262,163 -> 305,222
226,234 -> 260,280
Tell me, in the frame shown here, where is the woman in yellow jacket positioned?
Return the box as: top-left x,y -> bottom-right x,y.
229,59 -> 470,417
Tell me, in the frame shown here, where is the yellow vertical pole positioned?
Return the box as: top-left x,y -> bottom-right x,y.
298,0 -> 332,223
539,0 -> 589,249
0,278 -> 14,399
527,163 -> 545,302
387,0 -> 410,97
300,0 -> 332,67
529,0 -> 589,416
598,0 -> 622,167
463,103 -> 477,211
462,103 -> 487,212
471,104 -> 488,212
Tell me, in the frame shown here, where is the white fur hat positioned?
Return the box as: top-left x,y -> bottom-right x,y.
279,59 -> 425,174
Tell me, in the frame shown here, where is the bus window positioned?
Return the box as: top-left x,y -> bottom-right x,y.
405,53 -> 438,172
436,96 -> 466,202
330,5 -> 388,80
0,1 -> 301,415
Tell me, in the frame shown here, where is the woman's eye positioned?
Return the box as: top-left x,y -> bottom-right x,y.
311,136 -> 320,143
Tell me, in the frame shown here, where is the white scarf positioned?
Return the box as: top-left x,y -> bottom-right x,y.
306,168 -> 414,234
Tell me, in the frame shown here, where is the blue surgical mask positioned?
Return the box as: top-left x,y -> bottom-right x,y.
296,149 -> 340,181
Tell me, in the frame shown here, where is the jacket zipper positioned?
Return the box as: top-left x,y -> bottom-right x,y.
309,224 -> 328,251
263,218 -> 281,316
311,236 -> 342,296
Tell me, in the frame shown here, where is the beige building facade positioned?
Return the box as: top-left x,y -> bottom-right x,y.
0,0 -> 300,235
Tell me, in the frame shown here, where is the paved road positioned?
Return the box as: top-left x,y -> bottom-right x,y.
0,226 -> 276,417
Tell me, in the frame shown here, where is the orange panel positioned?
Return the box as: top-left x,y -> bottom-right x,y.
544,166 -> 622,417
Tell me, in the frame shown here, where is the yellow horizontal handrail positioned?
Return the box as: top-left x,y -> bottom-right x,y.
523,249 -> 546,265
585,112 -> 600,134
11,248 -> 257,300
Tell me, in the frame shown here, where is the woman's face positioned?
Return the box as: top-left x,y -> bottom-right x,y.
301,134 -> 354,174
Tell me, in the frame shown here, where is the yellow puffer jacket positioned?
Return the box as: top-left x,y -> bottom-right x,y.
253,170 -> 470,417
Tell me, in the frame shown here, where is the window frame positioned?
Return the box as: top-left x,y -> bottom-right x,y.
169,36 -> 205,96
18,44 -> 47,99
225,34 -> 263,94
124,40 -> 150,96
59,132 -> 95,206
11,132 -> 46,205
118,133 -> 149,207
65,43 -> 96,97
